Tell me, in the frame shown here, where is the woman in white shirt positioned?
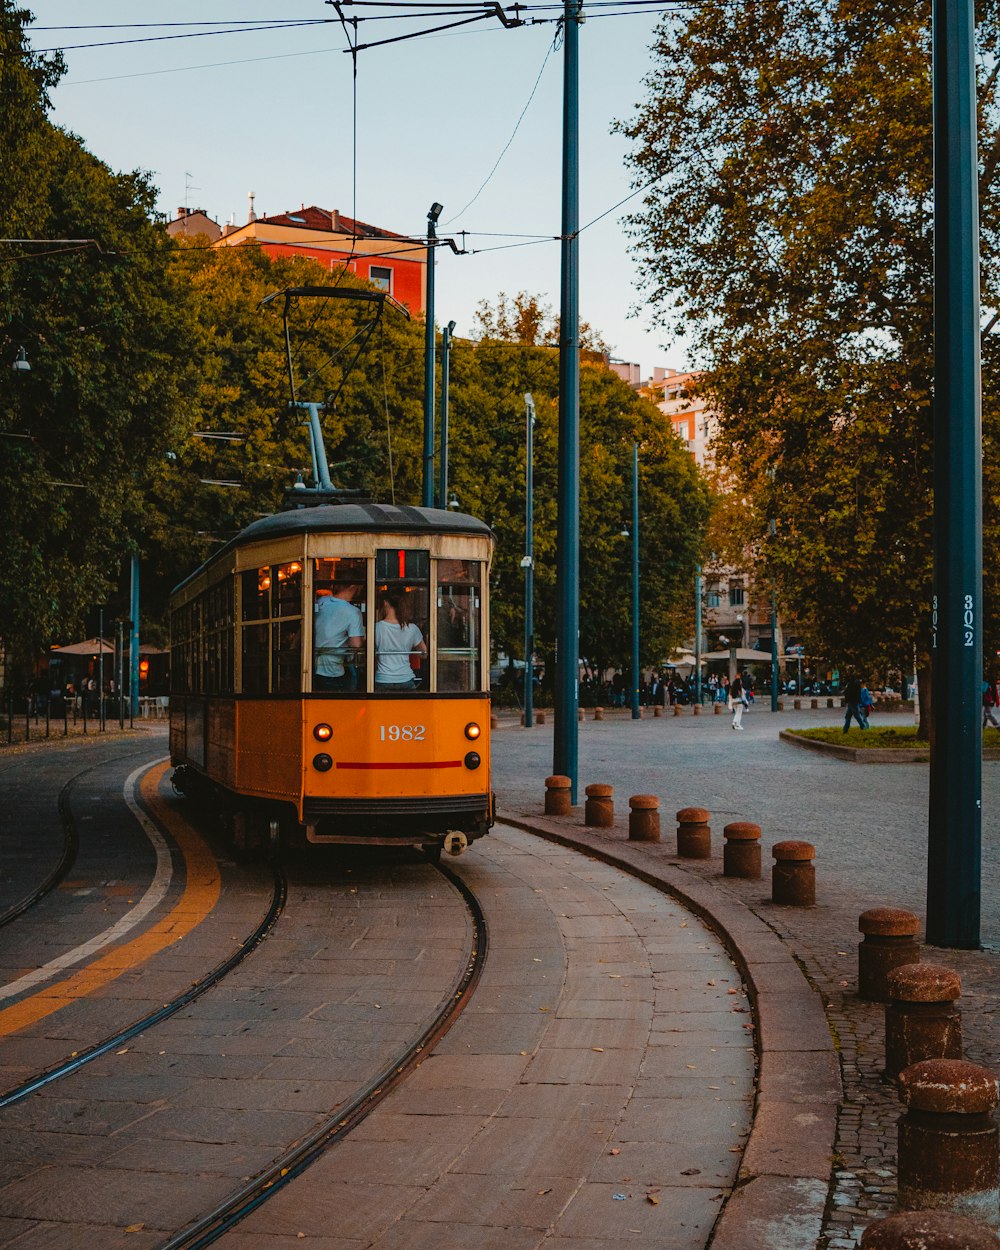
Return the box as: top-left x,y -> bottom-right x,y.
375,593 -> 427,691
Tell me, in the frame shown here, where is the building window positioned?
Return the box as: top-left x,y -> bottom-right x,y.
369,265 -> 392,293
729,585 -> 745,607
706,587 -> 721,608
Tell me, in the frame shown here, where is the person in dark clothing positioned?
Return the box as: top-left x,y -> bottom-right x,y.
843,675 -> 867,732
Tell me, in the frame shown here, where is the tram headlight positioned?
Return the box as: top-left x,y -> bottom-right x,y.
313,723 -> 333,742
464,751 -> 481,770
312,753 -> 333,772
464,722 -> 481,741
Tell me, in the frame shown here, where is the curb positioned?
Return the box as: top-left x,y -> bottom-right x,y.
500,809 -> 838,1250
780,729 -> 1000,764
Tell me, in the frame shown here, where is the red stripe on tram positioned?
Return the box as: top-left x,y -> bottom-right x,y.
335,760 -> 463,770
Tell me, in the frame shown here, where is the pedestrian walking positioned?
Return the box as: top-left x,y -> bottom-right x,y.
729,674 -> 748,730
859,683 -> 873,729
843,674 -> 867,732
983,677 -> 1000,729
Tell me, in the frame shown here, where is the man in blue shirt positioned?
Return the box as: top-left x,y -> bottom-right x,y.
314,581 -> 364,691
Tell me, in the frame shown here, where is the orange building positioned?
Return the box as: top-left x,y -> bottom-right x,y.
213,203 -> 429,314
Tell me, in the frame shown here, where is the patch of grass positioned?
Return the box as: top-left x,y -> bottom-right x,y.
791,726 -> 1000,750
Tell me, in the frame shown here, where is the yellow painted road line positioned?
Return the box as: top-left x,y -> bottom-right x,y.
0,761 -> 220,1038
0,758 -> 174,1001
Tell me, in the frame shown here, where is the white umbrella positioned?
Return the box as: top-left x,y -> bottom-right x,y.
52,637 -> 114,655
701,647 -> 776,662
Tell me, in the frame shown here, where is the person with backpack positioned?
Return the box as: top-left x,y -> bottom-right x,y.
843,674 -> 866,732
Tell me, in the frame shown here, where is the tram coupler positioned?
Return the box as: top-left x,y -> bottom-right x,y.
444,831 -> 469,857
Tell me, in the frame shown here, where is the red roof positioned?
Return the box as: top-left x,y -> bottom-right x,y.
257,205 -> 410,242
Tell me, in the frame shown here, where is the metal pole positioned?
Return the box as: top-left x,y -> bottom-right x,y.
422,205 -> 440,508
130,553 -> 140,724
524,393 -> 536,729
927,0 -> 983,948
631,442 -> 640,720
554,0 -> 581,800
694,564 -> 703,704
771,594 -> 779,713
438,321 -> 455,509
98,607 -> 105,731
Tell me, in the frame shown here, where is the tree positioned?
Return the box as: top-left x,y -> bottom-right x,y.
618,0 -> 1000,723
1,3 -> 199,677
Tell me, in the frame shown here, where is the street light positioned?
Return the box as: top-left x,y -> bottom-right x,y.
422,202 -> 443,508
12,346 -> 30,373
630,442 -> 640,721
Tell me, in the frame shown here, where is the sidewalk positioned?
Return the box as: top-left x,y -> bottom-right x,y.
490,705 -> 1000,1250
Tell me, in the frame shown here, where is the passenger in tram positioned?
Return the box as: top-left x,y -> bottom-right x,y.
374,593 -> 427,692
314,580 -> 365,691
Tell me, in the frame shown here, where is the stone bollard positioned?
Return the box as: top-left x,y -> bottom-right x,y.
692,703 -> 701,715
897,1059 -> 999,1225
536,710 -> 546,725
585,784 -> 614,828
713,702 -> 721,714
827,697 -> 835,709
885,964 -> 963,1080
653,705 -> 663,717
578,706 -> 584,722
771,841 -> 816,906
676,807 -> 711,859
777,698 -> 785,710
628,794 -> 660,842
520,712 -> 525,726
793,698 -> 801,710
491,713 -> 499,730
723,821 -> 762,879
860,1210 -> 1000,1249
594,707 -> 604,721
811,697 -> 819,709
673,704 -> 681,716
858,907 -> 922,1002
544,774 -> 572,816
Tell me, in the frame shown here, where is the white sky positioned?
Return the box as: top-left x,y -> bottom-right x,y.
27,1 -> 692,375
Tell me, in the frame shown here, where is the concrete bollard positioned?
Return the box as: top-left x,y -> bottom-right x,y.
858,907 -> 922,1002
490,713 -> 499,730
777,698 -> 784,710
811,697 -> 819,709
673,703 -> 681,716
594,706 -> 604,721
520,712 -> 525,726
653,705 -> 663,717
771,840 -> 816,906
676,807 -> 711,859
692,703 -> 701,715
585,784 -> 614,828
794,698 -> 802,710
885,964 -> 963,1080
713,702 -> 721,714
860,1210 -> 1000,1249
628,794 -> 660,842
578,706 -> 584,721
544,774 -> 572,816
827,697 -> 835,709
536,710 -> 546,725
723,821 -> 762,879
897,1059 -> 999,1225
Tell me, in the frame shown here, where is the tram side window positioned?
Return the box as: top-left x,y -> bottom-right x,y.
313,557 -> 367,692
374,549 -> 429,693
436,560 -> 483,692
272,562 -> 302,694
241,567 -> 270,695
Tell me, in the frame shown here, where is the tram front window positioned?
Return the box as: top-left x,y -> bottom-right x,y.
313,557 -> 367,692
437,560 -> 482,692
375,549 -> 429,693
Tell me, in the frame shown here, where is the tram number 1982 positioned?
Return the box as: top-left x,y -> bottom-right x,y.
379,724 -> 426,741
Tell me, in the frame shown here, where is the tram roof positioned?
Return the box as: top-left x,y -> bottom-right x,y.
172,502 -> 493,595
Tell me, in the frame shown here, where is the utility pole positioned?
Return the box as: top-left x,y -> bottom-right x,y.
927,0 -> 983,947
554,0 -> 582,799
130,553 -> 140,723
438,320 -> 456,509
630,442 -> 640,720
694,565 -> 703,705
523,394 -> 536,729
422,202 -> 442,508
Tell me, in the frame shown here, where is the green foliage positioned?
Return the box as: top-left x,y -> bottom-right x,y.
1,3 -> 198,670
618,0 -> 1000,672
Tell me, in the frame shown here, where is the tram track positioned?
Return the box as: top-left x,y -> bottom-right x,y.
156,859 -> 488,1250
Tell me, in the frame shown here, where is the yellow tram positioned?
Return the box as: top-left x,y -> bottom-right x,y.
169,501 -> 495,858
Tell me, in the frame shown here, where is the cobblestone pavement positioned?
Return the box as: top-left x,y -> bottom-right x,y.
491,705 -> 1000,1249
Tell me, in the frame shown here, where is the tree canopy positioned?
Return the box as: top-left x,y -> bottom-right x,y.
618,0 -> 1000,676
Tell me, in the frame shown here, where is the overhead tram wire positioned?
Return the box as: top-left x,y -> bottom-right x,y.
17,20 -> 338,56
